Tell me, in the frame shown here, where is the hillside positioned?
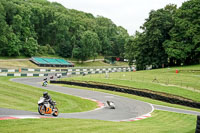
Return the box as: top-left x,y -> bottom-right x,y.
0,58 -> 128,69
0,0 -> 129,62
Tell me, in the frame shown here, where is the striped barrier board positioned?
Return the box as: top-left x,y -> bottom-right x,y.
0,67 -> 134,77
0,68 -> 68,73
0,73 -> 49,77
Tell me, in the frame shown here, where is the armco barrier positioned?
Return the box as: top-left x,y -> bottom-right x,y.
50,80 -> 200,109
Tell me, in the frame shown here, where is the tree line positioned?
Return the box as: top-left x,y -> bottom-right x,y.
0,0 -> 129,62
125,0 -> 200,70
0,0 -> 199,68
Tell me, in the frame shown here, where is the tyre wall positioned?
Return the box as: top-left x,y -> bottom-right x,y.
50,80 -> 200,109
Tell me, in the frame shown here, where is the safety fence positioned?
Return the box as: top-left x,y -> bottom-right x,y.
93,73 -> 200,92
0,66 -> 133,73
0,67 -> 134,77
0,73 -> 49,77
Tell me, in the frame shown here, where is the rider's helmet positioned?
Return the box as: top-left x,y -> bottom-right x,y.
43,92 -> 48,98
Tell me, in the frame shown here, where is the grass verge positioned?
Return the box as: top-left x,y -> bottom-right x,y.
0,110 -> 196,133
61,65 -> 200,102
0,77 -> 97,113
59,84 -> 200,112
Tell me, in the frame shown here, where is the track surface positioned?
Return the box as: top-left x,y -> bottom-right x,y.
1,76 -> 153,121
1,76 -> 200,121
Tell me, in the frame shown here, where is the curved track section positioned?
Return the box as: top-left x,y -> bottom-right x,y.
1,76 -> 153,121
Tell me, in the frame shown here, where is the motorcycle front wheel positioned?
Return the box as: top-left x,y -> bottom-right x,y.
52,107 -> 58,117
38,105 -> 45,115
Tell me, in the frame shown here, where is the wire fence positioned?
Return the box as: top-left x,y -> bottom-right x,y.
78,72 -> 200,92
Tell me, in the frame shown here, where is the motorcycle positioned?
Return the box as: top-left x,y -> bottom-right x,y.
38,97 -> 59,116
107,101 -> 115,109
57,74 -> 62,78
42,81 -> 48,87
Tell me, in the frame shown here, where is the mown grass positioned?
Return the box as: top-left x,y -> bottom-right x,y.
0,63 -> 199,133
74,61 -> 128,67
62,65 -> 200,102
0,59 -> 128,68
0,60 -> 38,68
63,76 -> 200,102
0,110 -> 196,133
59,84 -> 200,112
0,55 -> 128,69
0,56 -> 29,59
0,65 -> 199,133
0,77 -> 97,113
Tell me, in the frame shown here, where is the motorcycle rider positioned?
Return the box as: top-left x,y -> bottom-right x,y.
107,101 -> 115,109
43,92 -> 54,108
43,80 -> 48,86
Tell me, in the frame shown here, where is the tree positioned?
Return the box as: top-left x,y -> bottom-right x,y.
125,32 -> 150,70
125,4 -> 177,70
95,16 -> 117,56
87,31 -> 101,61
0,0 -> 129,59
22,37 -> 39,57
0,1 -> 21,56
141,5 -> 176,68
73,31 -> 100,62
164,0 -> 200,65
125,36 -> 136,66
112,26 -> 129,57
0,1 -> 8,55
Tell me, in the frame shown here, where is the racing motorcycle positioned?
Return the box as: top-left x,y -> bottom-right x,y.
42,81 -> 48,87
107,101 -> 115,109
38,97 -> 59,116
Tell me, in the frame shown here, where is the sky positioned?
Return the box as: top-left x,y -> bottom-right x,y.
48,0 -> 187,35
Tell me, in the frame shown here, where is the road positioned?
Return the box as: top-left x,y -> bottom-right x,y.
0,75 -> 199,121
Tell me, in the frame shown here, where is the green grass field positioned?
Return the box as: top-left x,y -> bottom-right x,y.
0,110 -> 196,133
0,64 -> 199,132
0,77 -> 97,113
0,76 -> 197,133
74,61 -> 128,67
59,84 -> 200,112
61,65 -> 200,102
0,60 -> 128,68
0,56 -> 128,68
0,60 -> 38,68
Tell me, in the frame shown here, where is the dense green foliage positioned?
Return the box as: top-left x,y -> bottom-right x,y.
164,0 -> 200,65
125,0 -> 200,70
1,0 -> 199,68
0,0 -> 129,61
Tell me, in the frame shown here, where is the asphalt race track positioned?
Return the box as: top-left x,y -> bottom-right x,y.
0,75 -> 200,121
